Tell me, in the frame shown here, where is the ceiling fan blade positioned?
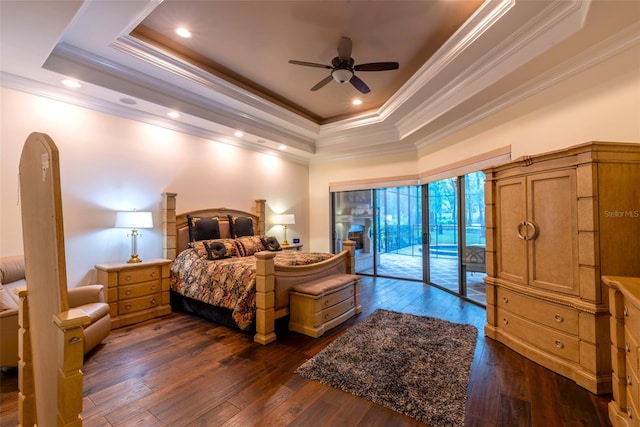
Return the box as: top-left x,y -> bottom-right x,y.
354,62 -> 399,72
311,75 -> 334,91
289,60 -> 332,69
337,37 -> 352,61
350,75 -> 370,94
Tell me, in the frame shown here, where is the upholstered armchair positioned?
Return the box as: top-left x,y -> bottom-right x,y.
0,255 -> 111,367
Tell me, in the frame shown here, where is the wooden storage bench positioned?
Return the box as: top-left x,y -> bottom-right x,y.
289,273 -> 361,338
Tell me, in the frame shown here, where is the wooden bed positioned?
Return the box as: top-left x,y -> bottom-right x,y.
161,192 -> 356,344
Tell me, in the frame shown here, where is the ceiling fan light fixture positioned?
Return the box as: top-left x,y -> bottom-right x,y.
332,68 -> 353,84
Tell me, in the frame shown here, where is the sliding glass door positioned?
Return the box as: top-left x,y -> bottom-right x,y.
331,172 -> 486,304
374,186 -> 422,280
332,187 -> 422,279
426,178 -> 459,294
424,172 -> 486,304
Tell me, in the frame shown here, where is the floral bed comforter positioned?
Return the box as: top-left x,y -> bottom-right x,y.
170,249 -> 333,330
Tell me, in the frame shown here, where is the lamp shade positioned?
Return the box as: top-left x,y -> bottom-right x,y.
115,211 -> 153,229
272,214 -> 295,225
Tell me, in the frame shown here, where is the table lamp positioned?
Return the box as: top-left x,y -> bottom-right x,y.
272,214 -> 295,246
115,210 -> 153,263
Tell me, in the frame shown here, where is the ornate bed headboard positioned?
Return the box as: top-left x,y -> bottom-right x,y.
161,192 -> 266,260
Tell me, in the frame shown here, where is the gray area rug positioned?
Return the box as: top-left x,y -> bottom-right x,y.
295,309 -> 478,426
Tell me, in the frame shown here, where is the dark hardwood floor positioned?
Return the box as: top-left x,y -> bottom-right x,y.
1,276 -> 612,426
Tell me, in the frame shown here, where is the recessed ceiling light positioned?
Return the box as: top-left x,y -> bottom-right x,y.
167,111 -> 181,119
175,27 -> 192,38
352,99 -> 362,105
278,144 -> 287,150
234,131 -> 244,138
62,79 -> 81,88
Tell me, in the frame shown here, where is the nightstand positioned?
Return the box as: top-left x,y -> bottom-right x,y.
281,243 -> 303,251
95,258 -> 171,329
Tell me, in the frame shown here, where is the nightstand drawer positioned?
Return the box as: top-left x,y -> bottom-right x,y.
119,266 -> 161,285
119,280 -> 160,300
119,294 -> 160,314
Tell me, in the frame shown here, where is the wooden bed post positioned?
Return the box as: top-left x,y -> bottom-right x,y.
253,251 -> 277,345
162,192 -> 177,260
342,240 -> 356,274
255,199 -> 266,236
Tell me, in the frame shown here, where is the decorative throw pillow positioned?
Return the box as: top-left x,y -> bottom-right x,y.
191,238 -> 240,259
228,215 -> 254,238
235,235 -> 266,257
203,240 -> 228,260
187,215 -> 220,242
261,236 -> 282,251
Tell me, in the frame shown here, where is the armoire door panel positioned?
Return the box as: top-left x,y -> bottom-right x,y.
496,178 -> 528,284
528,170 -> 579,295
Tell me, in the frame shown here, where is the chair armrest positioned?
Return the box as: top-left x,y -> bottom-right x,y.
67,285 -> 106,307
0,307 -> 18,318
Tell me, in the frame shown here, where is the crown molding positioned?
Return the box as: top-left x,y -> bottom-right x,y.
395,0 -> 590,141
413,20 -> 640,151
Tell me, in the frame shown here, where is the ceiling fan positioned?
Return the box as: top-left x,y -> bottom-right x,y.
289,37 -> 399,94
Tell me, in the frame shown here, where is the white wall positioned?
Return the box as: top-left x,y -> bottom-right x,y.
308,45 -> 640,251
0,87 -> 309,287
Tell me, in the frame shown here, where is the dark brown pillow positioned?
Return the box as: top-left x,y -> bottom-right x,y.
187,215 -> 220,242
203,240 -> 228,260
260,236 -> 282,251
228,215 -> 254,238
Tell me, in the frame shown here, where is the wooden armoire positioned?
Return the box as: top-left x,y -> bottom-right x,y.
484,141 -> 640,395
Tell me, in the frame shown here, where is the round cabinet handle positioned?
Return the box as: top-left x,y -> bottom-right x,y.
125,275 -> 132,281
125,290 -> 132,295
554,314 -> 564,322
525,221 -> 539,240
628,407 -> 633,419
125,304 -> 132,310
502,318 -> 509,325
324,313 -> 329,320
150,271 -> 157,277
554,340 -> 564,349
516,221 -> 539,241
150,284 -> 156,290
624,306 -> 629,317
516,221 -> 528,240
626,342 -> 631,353
324,300 -> 329,306
150,298 -> 156,305
502,297 -> 509,304
627,375 -> 632,386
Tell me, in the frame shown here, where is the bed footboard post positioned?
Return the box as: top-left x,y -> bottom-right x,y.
253,251 -> 277,345
343,240 -> 356,274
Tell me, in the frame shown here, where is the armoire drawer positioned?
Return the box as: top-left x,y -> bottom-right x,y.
497,287 -> 579,335
497,306 -> 580,363
626,328 -> 639,380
